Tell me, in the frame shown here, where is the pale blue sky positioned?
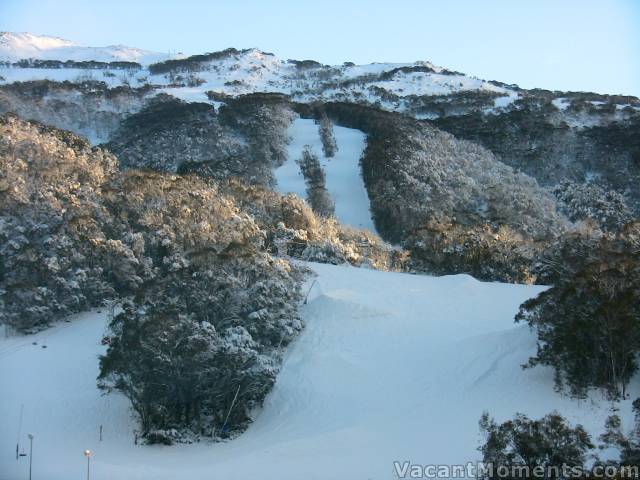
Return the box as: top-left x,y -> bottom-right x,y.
1,0 -> 638,96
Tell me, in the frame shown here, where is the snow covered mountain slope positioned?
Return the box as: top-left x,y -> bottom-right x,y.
0,32 -> 517,116
1,32 -> 637,127
1,262 -> 634,480
2,31 -> 637,135
0,32 -> 174,65
276,117 -> 375,232
148,49 -> 512,108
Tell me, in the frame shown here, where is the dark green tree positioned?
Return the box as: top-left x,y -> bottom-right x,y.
479,411 -> 594,480
516,223 -> 640,398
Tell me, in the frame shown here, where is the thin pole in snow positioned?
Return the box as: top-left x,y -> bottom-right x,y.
16,404 -> 24,460
84,450 -> 92,480
27,434 -> 33,480
303,280 -> 317,304
221,384 -> 241,433
99,425 -> 102,442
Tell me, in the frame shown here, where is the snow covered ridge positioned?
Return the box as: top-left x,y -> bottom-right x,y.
144,47 -> 518,110
2,32 -> 639,122
0,32 -> 177,65
0,32 -> 518,112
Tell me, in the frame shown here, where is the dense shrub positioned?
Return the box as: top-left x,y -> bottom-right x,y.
217,93 -> 295,170
296,102 -> 567,282
432,100 -> 640,212
598,400 -> 640,468
13,59 -> 141,70
106,93 -> 295,184
406,219 -> 539,283
148,48 -> 251,75
552,181 -> 634,231
98,254 -> 302,440
479,411 -> 594,480
0,80 -> 150,144
516,222 -> 640,398
0,115 -> 121,329
219,178 -> 404,271
1,116 -> 403,440
0,115 -> 311,440
309,103 -> 567,243
317,114 -> 338,158
296,147 -> 334,217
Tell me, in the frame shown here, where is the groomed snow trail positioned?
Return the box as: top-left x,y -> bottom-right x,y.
275,118 -> 376,233
1,263 -> 635,480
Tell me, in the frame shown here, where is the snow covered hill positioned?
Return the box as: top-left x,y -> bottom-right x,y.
2,31 -> 637,132
148,48 -> 514,108
1,263 -> 634,480
0,32 -> 518,117
0,32 -> 174,65
1,31 -> 638,130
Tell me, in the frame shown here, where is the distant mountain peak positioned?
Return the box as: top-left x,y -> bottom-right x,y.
0,32 -> 77,50
0,31 -> 173,65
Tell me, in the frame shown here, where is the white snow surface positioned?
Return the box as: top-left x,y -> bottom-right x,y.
0,32 -> 175,65
552,97 -> 571,111
276,118 -> 376,232
0,67 -> 151,87
1,262 -> 636,480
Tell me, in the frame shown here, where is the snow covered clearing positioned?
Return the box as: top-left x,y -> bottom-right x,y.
0,66 -> 149,87
1,262 -> 635,480
155,86 -> 214,104
492,91 -> 520,110
275,118 -> 376,232
273,118 -> 313,200
552,97 -> 571,110
370,71 -> 507,97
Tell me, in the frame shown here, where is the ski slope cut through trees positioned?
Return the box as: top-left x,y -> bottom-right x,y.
276,118 -> 376,233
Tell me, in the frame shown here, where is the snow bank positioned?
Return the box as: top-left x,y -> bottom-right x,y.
1,263 -> 635,480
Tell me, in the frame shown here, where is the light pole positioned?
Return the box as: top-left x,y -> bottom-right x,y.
27,434 -> 33,480
83,450 -> 92,480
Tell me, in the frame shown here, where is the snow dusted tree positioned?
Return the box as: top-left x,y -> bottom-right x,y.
99,253 -> 303,442
317,115 -> 338,158
296,147 -> 334,217
598,401 -> 640,469
219,179 -> 401,270
0,116 -> 120,330
552,181 -> 634,231
1,117 -> 311,442
516,222 -> 640,398
479,411 -> 594,480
